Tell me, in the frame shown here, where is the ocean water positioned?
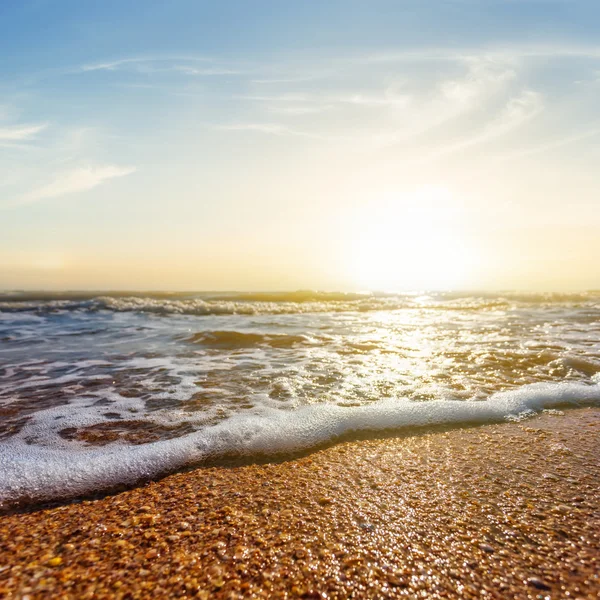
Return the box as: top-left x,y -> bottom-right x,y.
1,290 -> 600,508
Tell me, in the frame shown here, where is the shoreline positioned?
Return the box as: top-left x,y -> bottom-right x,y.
1,408 -> 599,598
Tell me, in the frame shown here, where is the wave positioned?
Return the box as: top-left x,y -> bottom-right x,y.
1,291 -> 599,317
1,381 -> 599,509
0,295 -> 399,316
186,330 -> 313,349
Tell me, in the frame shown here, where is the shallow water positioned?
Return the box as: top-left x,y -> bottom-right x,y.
1,291 -> 599,506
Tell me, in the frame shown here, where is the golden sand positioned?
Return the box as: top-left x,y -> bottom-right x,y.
1,408 -> 599,599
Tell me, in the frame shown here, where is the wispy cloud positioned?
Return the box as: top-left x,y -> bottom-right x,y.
415,90 -> 543,162
0,123 -> 48,142
337,92 -> 411,108
367,58 -> 517,148
173,65 -> 241,76
267,104 -> 334,115
8,42 -> 598,210
202,44 -> 600,166
441,57 -> 515,105
361,44 -> 600,64
238,93 -> 313,103
214,123 -> 319,137
81,57 -> 152,72
494,90 -> 543,131
9,164 -> 136,209
251,75 -> 323,85
79,56 -> 240,76
239,93 -> 333,115
240,89 -> 412,117
499,124 -> 600,161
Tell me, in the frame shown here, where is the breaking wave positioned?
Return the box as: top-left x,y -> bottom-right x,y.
1,381 -> 599,509
1,290 -> 599,317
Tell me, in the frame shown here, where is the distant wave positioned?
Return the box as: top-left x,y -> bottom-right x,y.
1,381 -> 599,509
1,291 -> 598,317
0,296 -> 399,316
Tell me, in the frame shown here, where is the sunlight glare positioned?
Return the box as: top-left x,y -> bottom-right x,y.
347,186 -> 472,290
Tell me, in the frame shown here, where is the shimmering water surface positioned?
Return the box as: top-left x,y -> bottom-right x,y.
1,291 -> 600,506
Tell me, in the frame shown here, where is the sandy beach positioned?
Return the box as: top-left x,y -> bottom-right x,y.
3,1 -> 600,598
1,408 -> 598,599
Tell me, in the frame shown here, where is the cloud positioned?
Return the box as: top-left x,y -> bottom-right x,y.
173,66 -> 241,76
13,164 -> 136,208
79,56 -> 227,75
80,58 -> 149,72
214,123 -> 318,137
337,92 -> 411,108
250,56 -> 515,123
0,123 -> 48,142
441,58 -> 516,107
361,44 -> 600,64
494,90 -> 543,132
267,104 -> 334,115
239,93 -> 334,115
417,90 -> 543,161
499,124 -> 600,161
68,43 -> 599,169
221,54 -> 542,152
241,89 -> 412,116
369,58 -> 517,148
251,76 -> 320,84
238,93 -> 313,103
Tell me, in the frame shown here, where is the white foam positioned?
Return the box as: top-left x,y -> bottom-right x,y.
1,381 -> 599,508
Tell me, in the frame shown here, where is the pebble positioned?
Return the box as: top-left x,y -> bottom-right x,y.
527,577 -> 551,590
46,557 -> 62,567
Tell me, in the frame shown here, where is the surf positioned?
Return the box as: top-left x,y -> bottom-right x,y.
1,381 -> 599,509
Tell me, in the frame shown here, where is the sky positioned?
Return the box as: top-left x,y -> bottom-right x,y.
1,0 -> 600,292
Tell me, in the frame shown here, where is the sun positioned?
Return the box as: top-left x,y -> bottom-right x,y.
346,186 -> 473,291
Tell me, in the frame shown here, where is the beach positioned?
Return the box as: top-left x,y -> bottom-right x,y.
1,407 -> 598,599
3,0 -> 600,597
2,292 -> 600,510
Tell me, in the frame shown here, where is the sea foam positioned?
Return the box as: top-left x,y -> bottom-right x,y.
1,381 -> 599,509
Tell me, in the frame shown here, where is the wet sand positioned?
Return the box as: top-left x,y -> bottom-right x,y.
1,408 -> 599,599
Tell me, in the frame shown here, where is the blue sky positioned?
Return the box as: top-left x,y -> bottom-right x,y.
1,1 -> 600,290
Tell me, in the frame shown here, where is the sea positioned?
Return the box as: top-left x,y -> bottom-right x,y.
1,290 -> 599,508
